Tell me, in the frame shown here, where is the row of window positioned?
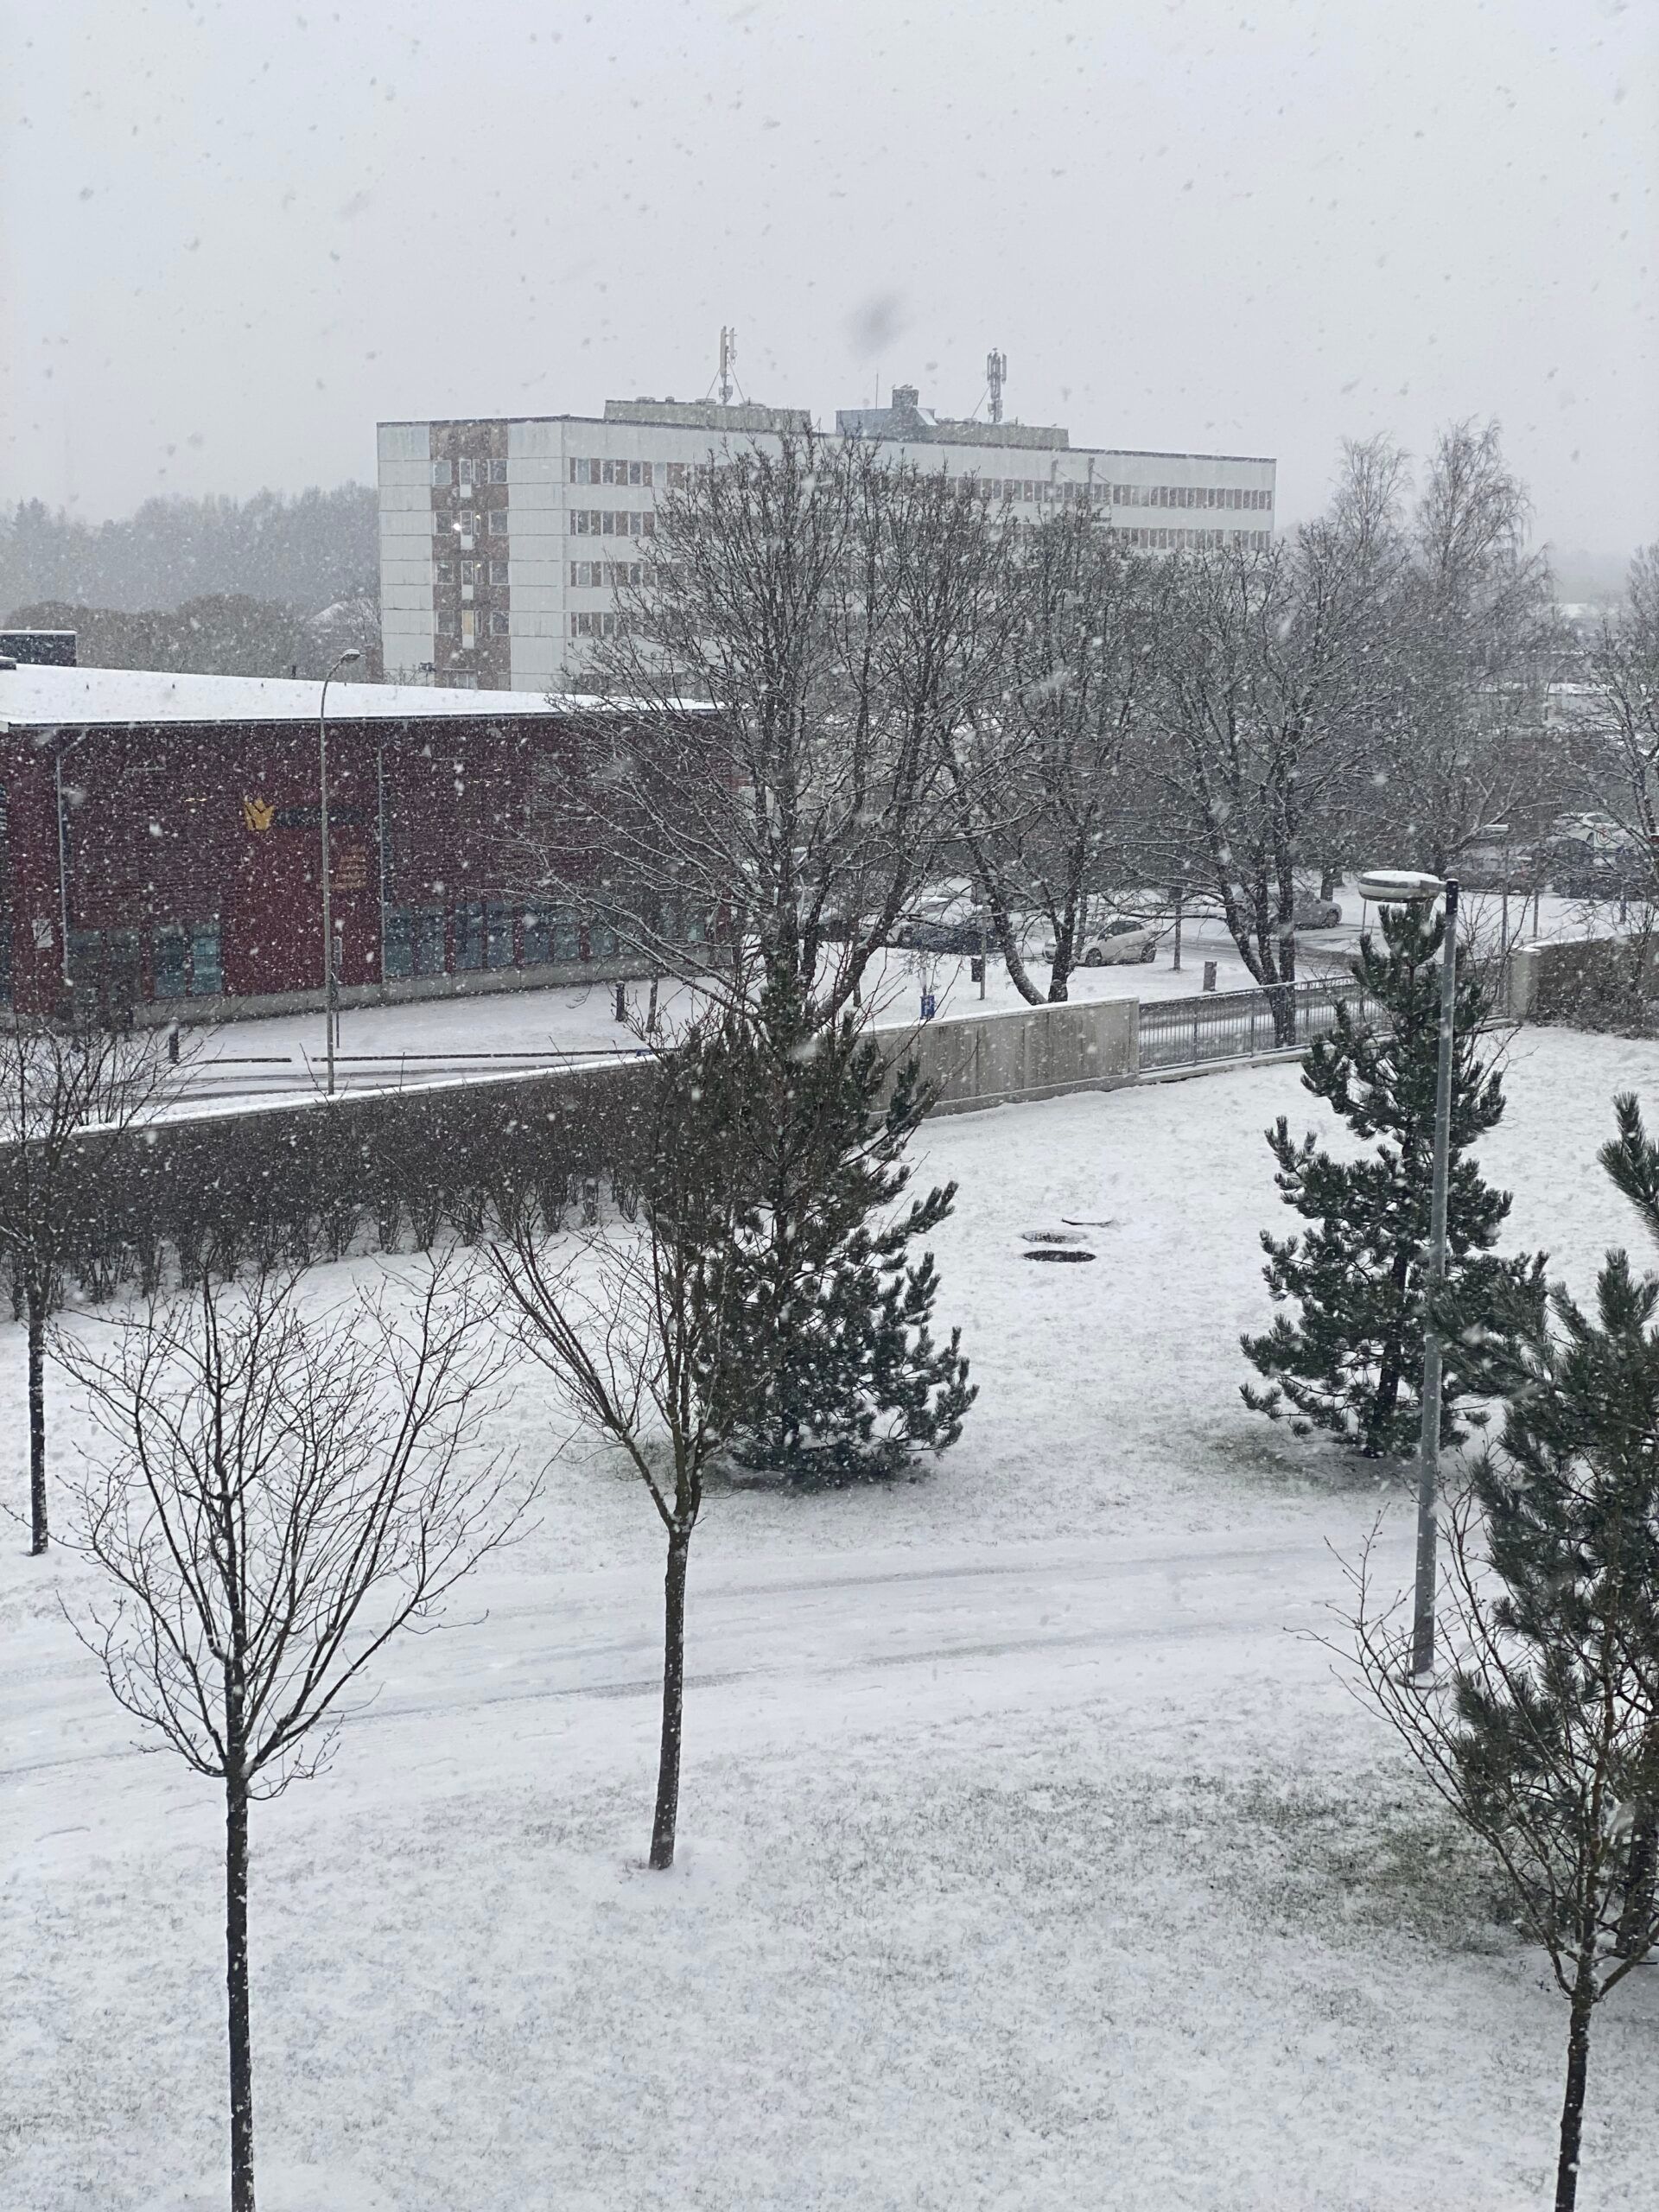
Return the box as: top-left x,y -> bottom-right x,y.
569,458 -> 656,486
569,509 -> 657,538
1115,526 -> 1273,550
435,558 -> 512,586
442,526 -> 1273,635
383,899 -> 709,980
431,455 -> 1271,512
67,921 -> 223,1001
435,509 -> 508,537
976,479 -> 1271,510
570,561 -> 645,588
435,608 -> 512,639
431,459 -> 510,486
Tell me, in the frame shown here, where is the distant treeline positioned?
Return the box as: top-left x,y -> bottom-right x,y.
0,484 -> 378,617
4,592 -> 382,682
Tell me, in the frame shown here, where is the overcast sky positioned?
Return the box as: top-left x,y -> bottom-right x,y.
3,0 -> 1653,561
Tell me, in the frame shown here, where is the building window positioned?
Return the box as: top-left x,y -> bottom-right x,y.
435,559 -> 454,582
488,508 -> 508,535
415,908 -> 446,976
456,510 -> 475,537
489,609 -> 510,636
455,900 -> 485,971
436,612 -> 456,637
489,559 -> 509,584
189,920 -> 222,996
665,462 -> 688,488
458,458 -> 476,485
154,925 -> 188,999
485,900 -> 514,969
489,458 -> 509,484
430,461 -> 452,486
461,559 -> 480,584
521,906 -> 550,965
588,911 -> 618,959
383,907 -> 414,981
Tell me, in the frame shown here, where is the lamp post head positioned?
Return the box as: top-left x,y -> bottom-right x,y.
336,647 -> 362,665
1355,868 -> 1446,906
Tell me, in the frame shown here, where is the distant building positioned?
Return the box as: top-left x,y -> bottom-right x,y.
378,385 -> 1277,691
0,663 -> 689,1020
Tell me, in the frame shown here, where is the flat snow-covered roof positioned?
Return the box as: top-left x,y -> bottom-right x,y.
0,663 -> 601,730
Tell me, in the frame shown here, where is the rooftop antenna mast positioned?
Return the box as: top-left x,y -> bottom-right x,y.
986,348 -> 1007,425
719,325 -> 737,406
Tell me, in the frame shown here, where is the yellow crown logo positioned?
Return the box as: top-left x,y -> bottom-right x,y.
242,796 -> 276,832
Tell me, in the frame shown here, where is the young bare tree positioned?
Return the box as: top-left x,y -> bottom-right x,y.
1146,515 -> 1387,1042
1570,546 -> 1659,892
1,1011 -> 194,1554
514,432 -> 1021,1022
56,1262 -> 515,2212
947,510 -> 1166,1002
1366,421 -> 1565,875
485,1020 -> 755,1870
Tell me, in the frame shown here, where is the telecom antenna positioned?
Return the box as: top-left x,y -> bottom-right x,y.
719,326 -> 736,406
986,348 -> 1007,425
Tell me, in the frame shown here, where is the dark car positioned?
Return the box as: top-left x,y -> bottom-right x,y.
893,916 -> 986,954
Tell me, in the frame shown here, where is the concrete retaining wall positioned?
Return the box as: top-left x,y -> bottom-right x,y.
880,995 -> 1140,1116
1506,933 -> 1659,1027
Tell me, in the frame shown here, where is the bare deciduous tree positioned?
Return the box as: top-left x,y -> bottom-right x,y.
56,1262 -> 516,2212
1367,421 -> 1565,875
1147,520 -> 1385,1041
515,431 -> 1020,1021
948,511 -> 1166,1002
1,1011 -> 194,1554
1570,546 -> 1659,891
485,1024 -> 753,1870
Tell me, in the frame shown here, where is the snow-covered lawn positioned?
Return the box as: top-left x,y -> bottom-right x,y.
4,1027 -> 1658,2208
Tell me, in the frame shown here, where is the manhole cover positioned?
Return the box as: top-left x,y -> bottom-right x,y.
1023,1248 -> 1096,1263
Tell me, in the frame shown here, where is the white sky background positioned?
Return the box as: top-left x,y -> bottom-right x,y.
2,0 -> 1653,559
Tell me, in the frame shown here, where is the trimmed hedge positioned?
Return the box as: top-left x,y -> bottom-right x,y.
3,1060 -> 658,1310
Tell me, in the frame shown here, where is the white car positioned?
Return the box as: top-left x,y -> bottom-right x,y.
1075,918 -> 1162,966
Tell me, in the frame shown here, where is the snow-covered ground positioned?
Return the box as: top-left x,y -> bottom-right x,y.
5,1027 -> 1658,2208
177,888 -> 1622,1107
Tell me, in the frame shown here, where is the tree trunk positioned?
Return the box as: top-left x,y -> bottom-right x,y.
226,1773 -> 257,2212
649,1525 -> 692,1871
1554,1969 -> 1596,2212
28,1281 -> 48,1555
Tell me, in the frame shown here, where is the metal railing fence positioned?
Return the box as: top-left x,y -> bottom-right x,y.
1137,976 -> 1385,1071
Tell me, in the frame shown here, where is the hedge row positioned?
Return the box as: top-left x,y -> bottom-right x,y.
3,1059 -> 659,1312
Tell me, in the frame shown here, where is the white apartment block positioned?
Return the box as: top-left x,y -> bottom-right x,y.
378,387 -> 1278,692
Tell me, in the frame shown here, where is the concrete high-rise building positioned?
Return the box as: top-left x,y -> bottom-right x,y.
378,386 -> 1277,691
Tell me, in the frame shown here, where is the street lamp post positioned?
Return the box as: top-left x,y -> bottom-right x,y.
1355,867 -> 1461,1680
318,649 -> 363,1096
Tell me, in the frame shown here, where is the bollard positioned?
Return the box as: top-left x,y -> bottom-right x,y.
1202,960 -> 1217,994
613,980 -> 627,1023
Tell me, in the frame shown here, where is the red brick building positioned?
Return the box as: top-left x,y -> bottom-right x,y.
0,664 -> 687,1020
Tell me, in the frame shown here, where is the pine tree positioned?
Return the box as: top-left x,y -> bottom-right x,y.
665,977 -> 976,1483
1445,1245 -> 1659,2208
1242,899 -> 1541,1458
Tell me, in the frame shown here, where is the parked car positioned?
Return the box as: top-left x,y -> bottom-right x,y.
1294,894 -> 1344,930
1074,918 -> 1162,966
893,915 -> 986,954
